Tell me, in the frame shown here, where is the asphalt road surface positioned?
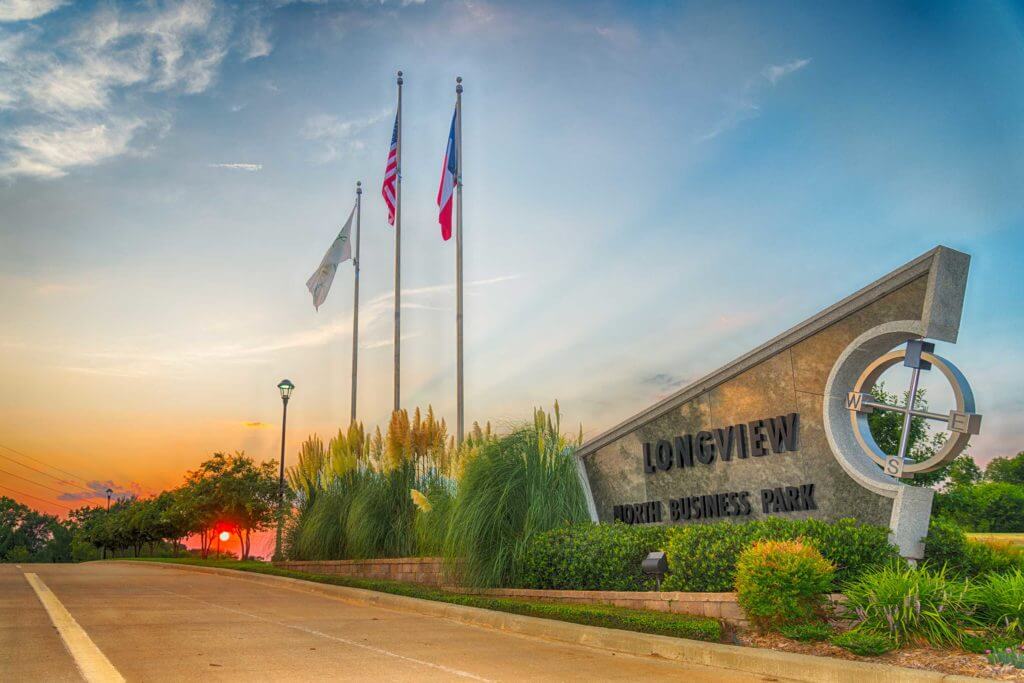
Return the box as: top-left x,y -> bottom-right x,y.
1,562 -> 788,682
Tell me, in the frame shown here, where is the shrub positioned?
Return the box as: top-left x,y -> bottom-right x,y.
779,622 -> 832,642
444,410 -> 589,587
969,569 -> 1024,633
923,517 -> 1018,578
521,523 -> 669,591
935,482 -> 1024,533
661,517 -> 898,592
987,646 -> 1024,669
840,565 -> 972,647
735,540 -> 835,630
830,629 -> 896,656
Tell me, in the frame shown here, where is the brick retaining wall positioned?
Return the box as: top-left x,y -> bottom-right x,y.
273,558 -> 447,586
272,559 -> 842,626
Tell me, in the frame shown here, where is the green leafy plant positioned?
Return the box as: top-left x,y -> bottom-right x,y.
969,569 -> 1024,633
521,523 -> 669,591
735,539 -> 835,630
987,645 -> 1024,669
840,565 -> 972,647
778,622 -> 832,642
830,629 -> 896,656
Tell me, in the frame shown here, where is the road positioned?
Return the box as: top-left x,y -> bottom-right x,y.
1,562 -> 785,682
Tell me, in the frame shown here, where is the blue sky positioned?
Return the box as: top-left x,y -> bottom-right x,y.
1,0 -> 1022,509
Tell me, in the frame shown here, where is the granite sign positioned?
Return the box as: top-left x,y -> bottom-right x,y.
575,246 -> 980,558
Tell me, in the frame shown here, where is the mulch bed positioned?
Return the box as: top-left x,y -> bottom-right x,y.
736,630 -> 1024,680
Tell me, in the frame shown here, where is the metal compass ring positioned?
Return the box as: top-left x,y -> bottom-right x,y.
847,349 -> 982,477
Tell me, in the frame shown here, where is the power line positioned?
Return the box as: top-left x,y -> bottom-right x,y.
0,484 -> 72,512
0,442 -> 94,489
0,451 -> 94,493
0,467 -> 76,497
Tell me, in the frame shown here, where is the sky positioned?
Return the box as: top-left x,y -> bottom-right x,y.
1,0 -> 1023,537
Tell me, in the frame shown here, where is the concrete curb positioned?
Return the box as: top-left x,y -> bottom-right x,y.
113,561 -> 983,683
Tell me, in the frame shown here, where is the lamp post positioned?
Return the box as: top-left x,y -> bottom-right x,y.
103,488 -> 113,559
273,379 -> 294,562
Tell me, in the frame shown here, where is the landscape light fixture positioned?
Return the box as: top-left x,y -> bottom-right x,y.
642,551 -> 669,591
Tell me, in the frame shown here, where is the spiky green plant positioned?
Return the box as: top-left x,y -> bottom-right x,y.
970,569 -> 1024,633
443,403 -> 589,587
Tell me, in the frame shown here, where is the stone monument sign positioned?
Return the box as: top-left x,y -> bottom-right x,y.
575,246 -> 980,558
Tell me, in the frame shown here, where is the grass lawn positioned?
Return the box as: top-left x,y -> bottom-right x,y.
112,557 -> 723,643
967,533 -> 1024,550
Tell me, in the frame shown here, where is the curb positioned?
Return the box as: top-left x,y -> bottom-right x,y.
112,561 -> 983,683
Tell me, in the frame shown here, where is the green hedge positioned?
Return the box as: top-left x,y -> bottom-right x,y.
922,516 -> 1020,578
520,518 -> 898,593
521,523 -> 669,591
663,517 -> 899,592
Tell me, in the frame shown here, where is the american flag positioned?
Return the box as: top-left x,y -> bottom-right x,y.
382,113 -> 398,225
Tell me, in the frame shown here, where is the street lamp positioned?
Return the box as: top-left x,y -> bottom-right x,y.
273,379 -> 294,562
103,488 -> 113,560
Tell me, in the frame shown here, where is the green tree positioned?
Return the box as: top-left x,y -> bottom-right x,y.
986,452 -> 1024,485
867,383 -> 956,488
935,482 -> 1024,532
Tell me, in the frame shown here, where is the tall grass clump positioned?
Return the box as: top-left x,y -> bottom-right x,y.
969,569 -> 1024,634
444,404 -> 589,587
841,564 -> 973,647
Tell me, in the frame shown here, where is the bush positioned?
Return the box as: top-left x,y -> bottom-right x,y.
969,569 -> 1024,633
779,622 -> 832,642
935,482 -> 1024,533
735,540 -> 835,630
521,523 -> 669,591
923,517 -> 1018,578
661,517 -> 898,592
830,629 -> 896,656
840,565 -> 972,646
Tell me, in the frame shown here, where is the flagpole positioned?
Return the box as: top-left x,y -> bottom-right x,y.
351,181 -> 362,425
455,76 -> 464,444
394,70 -> 403,414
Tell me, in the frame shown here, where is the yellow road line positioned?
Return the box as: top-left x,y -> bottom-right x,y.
24,573 -> 125,683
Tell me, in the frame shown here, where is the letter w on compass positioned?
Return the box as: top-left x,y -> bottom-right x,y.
847,340 -> 982,478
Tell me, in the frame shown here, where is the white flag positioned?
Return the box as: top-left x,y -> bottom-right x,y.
306,205 -> 355,310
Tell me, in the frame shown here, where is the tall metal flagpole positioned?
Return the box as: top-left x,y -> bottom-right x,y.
394,70 -> 403,414
455,77 -> 464,444
351,181 -> 362,425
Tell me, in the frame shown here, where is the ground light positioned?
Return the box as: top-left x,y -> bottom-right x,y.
642,551 -> 668,591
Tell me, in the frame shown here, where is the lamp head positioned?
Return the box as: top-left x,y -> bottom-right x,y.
277,378 -> 295,401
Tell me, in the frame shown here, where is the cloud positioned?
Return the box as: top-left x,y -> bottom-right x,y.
302,109 -> 391,162
699,57 -> 811,142
210,162 -> 263,172
57,479 -> 143,503
0,0 -> 67,22
763,58 -> 811,86
0,0 -> 265,179
58,274 -> 521,377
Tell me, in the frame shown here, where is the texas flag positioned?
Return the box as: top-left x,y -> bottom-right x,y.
436,108 -> 457,241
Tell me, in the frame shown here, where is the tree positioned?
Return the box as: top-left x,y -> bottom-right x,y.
946,455 -> 983,488
935,482 -> 1024,532
867,383 -> 958,488
986,452 -> 1024,485
182,452 -> 281,560
0,496 -> 71,562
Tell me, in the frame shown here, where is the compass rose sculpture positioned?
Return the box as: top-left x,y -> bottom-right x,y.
845,340 -> 982,478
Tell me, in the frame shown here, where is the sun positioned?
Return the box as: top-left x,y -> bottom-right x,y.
218,531 -> 230,542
